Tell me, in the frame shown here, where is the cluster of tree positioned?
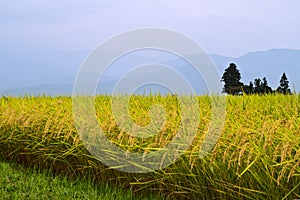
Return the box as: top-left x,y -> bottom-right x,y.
243,77 -> 273,95
221,63 -> 292,95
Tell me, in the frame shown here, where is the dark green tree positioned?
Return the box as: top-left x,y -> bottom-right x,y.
254,78 -> 263,94
262,77 -> 273,94
242,81 -> 254,95
249,81 -> 254,94
277,73 -> 291,94
252,77 -> 273,94
221,63 -> 244,95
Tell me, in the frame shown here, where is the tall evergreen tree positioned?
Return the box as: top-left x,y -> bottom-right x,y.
249,81 -> 254,94
254,78 -> 262,94
252,77 -> 273,94
242,81 -> 254,95
262,77 -> 272,94
277,73 -> 291,95
221,63 -> 243,95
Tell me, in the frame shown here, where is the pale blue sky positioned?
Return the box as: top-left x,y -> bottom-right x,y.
1,0 -> 300,57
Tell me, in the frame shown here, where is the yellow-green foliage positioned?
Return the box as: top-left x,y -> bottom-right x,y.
0,95 -> 299,199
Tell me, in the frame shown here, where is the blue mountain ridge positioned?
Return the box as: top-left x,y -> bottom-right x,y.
1,48 -> 299,96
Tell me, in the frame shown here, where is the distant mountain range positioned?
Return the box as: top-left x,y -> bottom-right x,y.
1,48 -> 300,96
210,49 -> 300,91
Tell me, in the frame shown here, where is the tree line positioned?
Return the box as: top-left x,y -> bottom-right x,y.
221,63 -> 292,95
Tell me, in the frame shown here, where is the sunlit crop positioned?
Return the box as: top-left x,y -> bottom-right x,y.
0,94 -> 299,199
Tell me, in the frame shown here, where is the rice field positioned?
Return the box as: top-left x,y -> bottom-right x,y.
0,94 -> 299,199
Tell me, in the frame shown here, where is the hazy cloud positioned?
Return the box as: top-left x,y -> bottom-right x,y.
0,0 -> 300,56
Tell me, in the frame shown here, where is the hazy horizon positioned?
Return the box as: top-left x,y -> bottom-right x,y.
1,1 -> 300,95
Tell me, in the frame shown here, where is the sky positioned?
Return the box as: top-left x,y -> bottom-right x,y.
1,0 -> 300,57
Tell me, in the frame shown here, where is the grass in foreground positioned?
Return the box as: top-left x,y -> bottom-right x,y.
0,157 -> 160,200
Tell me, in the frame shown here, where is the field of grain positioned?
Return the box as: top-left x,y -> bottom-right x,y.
0,95 -> 299,199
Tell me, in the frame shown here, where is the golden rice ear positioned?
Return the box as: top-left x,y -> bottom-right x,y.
0,95 -> 299,199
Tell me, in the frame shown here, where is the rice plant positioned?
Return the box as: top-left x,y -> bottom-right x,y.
0,94 -> 299,199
